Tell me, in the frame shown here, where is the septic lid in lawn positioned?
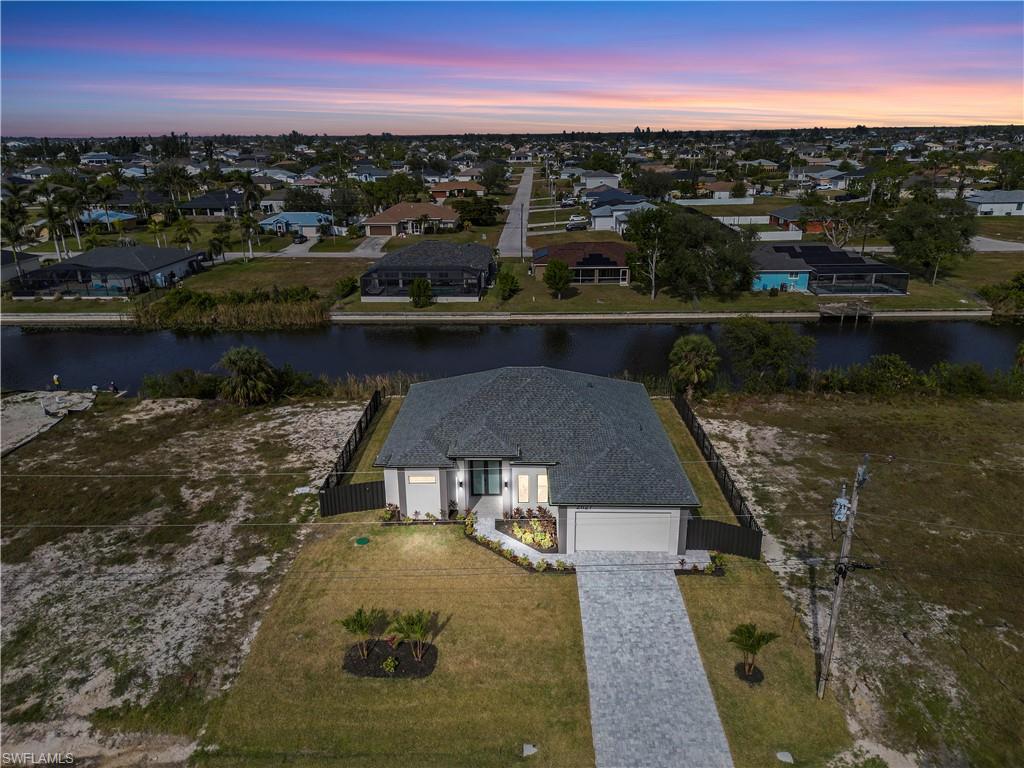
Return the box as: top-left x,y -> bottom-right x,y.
355,536 -> 370,546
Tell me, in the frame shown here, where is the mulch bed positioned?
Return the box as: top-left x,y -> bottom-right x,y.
675,566 -> 726,577
494,519 -> 558,553
734,662 -> 765,686
342,641 -> 438,679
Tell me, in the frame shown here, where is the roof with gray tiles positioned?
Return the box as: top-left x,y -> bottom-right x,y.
375,367 -> 699,508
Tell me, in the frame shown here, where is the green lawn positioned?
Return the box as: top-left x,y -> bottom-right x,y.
975,216 -> 1024,242
1,298 -> 130,314
309,236 -> 365,253
652,398 -> 852,767
340,397 -> 403,485
383,226 -> 501,252
186,258 -> 370,296
680,196 -> 795,217
528,207 -> 586,225
697,395 -> 1024,766
199,523 -> 594,768
526,230 -> 627,249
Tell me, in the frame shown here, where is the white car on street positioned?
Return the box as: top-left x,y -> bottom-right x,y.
568,214 -> 588,223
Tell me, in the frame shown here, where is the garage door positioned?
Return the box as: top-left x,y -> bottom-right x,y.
575,511 -> 671,552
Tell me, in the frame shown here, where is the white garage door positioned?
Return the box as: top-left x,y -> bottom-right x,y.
575,511 -> 672,552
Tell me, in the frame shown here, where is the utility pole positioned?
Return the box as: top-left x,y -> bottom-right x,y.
817,454 -> 869,700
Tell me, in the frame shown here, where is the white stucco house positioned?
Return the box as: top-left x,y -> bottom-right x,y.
966,190 -> 1024,216
580,169 -> 621,189
374,367 -> 700,555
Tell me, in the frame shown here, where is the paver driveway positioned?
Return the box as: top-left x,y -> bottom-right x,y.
576,552 -> 733,768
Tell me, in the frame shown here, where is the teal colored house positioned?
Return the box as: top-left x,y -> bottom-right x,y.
751,247 -> 811,292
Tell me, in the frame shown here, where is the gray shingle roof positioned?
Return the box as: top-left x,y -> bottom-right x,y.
967,190 -> 1024,204
42,246 -> 197,275
364,240 -> 494,273
375,367 -> 699,508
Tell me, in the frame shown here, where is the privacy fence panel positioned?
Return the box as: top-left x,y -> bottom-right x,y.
318,389 -> 385,516
672,395 -> 763,558
686,518 -> 762,560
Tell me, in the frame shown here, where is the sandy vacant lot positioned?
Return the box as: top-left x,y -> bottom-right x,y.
1,395 -> 367,765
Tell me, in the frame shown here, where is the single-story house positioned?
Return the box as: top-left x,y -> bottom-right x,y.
349,165 -> 391,183
591,201 -> 657,233
177,190 -> 244,218
453,166 -> 484,182
111,189 -> 170,211
559,165 -> 587,179
259,211 -> 334,237
259,189 -> 288,214
360,240 -> 495,303
363,202 -> 460,237
10,245 -> 202,295
375,366 -> 700,555
703,181 -> 737,199
966,190 -> 1024,216
768,204 -> 824,234
80,151 -> 117,166
508,151 -> 534,163
532,241 -> 634,285
581,169 -> 620,189
420,170 -> 453,185
429,181 -> 486,201
752,244 -> 909,295
583,188 -> 648,209
251,173 -> 285,191
21,165 -> 54,181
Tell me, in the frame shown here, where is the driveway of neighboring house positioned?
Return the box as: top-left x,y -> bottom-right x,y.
351,235 -> 388,257
498,166 -> 534,259
575,552 -> 734,768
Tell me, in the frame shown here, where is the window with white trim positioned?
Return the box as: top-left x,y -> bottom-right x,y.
537,474 -> 549,504
407,475 -> 436,484
517,474 -> 530,504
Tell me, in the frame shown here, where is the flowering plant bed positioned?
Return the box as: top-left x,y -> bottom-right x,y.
495,519 -> 558,553
343,640 -> 438,679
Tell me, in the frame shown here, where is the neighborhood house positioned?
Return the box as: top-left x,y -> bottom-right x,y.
258,211 -> 335,237
532,241 -> 634,285
10,245 -> 202,295
360,240 -> 495,302
363,202 -> 460,237
375,367 -> 700,555
752,243 -> 910,295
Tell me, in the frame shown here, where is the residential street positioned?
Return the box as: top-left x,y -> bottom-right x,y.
498,166 -> 534,259
575,552 -> 734,768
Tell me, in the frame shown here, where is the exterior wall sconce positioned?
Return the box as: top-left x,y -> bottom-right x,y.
504,481 -> 509,488
458,480 -> 463,488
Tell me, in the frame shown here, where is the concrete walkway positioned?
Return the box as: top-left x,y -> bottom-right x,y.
576,552 -> 733,768
498,166 -> 534,259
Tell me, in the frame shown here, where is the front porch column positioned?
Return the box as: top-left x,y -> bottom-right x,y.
557,506 -> 568,555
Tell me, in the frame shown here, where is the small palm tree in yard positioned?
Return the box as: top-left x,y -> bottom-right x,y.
669,334 -> 720,399
173,217 -> 200,251
728,622 -> 780,678
389,610 -> 432,662
340,607 -> 388,660
217,346 -> 278,406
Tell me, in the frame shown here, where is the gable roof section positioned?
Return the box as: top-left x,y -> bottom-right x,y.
375,367 -> 699,507
363,240 -> 494,274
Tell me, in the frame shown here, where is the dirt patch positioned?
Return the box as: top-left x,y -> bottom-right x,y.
0,398 -> 368,764
1,390 -> 95,455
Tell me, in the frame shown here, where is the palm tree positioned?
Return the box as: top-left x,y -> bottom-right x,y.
239,176 -> 262,214
0,207 -> 29,278
207,236 -> 225,262
90,180 -> 118,232
172,217 -> 200,251
340,607 -> 387,660
217,346 -> 278,406
388,610 -> 432,662
127,177 -> 148,220
238,213 -> 257,261
41,199 -> 67,260
728,622 -> 780,678
148,218 -> 165,248
57,185 -> 86,251
668,334 -> 720,399
83,224 -> 104,251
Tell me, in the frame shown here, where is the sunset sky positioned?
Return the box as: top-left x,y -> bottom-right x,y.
2,1 -> 1021,137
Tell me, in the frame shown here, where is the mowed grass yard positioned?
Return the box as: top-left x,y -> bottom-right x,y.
382,225 -> 502,252
696,395 -> 1024,766
199,522 -> 594,768
975,216 -> 1024,242
652,400 -> 852,767
185,257 -> 370,296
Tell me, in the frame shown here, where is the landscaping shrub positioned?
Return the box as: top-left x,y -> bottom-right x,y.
494,267 -> 520,301
334,276 -> 358,299
409,278 -> 432,308
978,271 -> 1024,316
140,369 -> 221,399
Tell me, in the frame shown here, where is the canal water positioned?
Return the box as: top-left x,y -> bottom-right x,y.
2,320 -> 1022,392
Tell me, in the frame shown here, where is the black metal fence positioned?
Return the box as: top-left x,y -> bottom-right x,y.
672,395 -> 763,537
320,480 -> 386,516
686,517 -> 762,559
318,389 -> 385,516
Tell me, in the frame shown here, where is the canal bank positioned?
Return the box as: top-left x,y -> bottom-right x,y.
0,307 -> 996,328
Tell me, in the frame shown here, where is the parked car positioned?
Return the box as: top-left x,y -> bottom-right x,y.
568,214 -> 588,223
292,234 -> 309,244
565,221 -> 588,231
816,184 -> 832,191
559,198 -> 577,208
